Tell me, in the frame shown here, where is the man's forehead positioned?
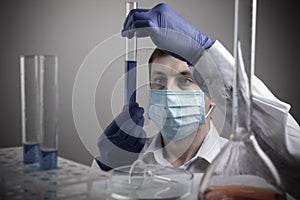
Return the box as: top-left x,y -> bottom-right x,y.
151,62 -> 192,75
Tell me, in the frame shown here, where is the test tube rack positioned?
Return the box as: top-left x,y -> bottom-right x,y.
0,147 -> 109,200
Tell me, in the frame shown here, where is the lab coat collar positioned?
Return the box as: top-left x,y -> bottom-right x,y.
141,121 -> 223,166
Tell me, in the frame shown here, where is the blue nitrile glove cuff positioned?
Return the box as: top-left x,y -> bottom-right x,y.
95,156 -> 112,171
103,103 -> 145,153
97,103 -> 146,169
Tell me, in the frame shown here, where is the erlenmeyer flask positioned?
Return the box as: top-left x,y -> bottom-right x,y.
198,0 -> 286,199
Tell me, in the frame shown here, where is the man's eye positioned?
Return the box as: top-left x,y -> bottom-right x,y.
153,77 -> 166,85
178,76 -> 193,85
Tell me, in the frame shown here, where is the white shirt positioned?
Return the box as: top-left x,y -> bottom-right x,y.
139,122 -> 227,173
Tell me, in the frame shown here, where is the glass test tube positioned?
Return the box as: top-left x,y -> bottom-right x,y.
40,55 -> 59,170
125,2 -> 138,105
20,55 -> 42,164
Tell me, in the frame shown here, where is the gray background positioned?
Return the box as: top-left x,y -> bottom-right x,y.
0,0 -> 299,166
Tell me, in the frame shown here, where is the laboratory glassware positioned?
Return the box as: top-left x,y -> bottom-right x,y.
109,160 -> 193,200
198,0 -> 286,199
39,55 -> 59,170
20,55 -> 42,164
124,2 -> 138,105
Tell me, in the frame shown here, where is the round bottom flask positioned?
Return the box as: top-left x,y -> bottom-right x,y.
198,132 -> 285,200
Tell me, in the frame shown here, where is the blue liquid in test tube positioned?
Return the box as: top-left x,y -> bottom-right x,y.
23,142 -> 40,164
40,148 -> 57,170
125,60 -> 137,104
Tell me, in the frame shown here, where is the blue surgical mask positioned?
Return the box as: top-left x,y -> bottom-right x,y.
147,89 -> 206,141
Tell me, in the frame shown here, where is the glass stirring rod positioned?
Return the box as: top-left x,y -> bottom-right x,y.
125,2 -> 138,105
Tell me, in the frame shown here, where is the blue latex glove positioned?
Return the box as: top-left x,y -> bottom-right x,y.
97,103 -> 146,171
121,3 -> 214,65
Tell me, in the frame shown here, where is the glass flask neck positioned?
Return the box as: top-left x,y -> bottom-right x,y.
231,40 -> 252,141
230,129 -> 252,141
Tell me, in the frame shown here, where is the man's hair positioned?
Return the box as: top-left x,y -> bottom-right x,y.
148,48 -> 169,64
148,48 -> 169,79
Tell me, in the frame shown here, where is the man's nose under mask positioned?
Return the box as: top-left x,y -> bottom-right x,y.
147,89 -> 210,141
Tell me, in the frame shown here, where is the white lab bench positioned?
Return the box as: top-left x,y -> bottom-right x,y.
0,147 -> 109,200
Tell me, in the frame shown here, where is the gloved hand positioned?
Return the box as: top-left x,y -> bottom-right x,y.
96,102 -> 146,171
122,3 -> 214,65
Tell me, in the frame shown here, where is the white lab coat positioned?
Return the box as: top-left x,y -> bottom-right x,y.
198,41 -> 300,164
194,40 -> 300,199
92,41 -> 300,199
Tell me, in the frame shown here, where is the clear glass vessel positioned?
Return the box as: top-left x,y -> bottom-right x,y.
124,2 -> 138,105
198,0 -> 285,199
109,163 -> 193,200
39,55 -> 59,170
20,55 -> 42,164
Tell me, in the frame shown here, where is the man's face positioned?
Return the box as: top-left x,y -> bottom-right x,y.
150,55 -> 211,112
150,55 -> 200,91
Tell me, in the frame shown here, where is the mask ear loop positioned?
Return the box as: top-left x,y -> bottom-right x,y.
205,103 -> 215,119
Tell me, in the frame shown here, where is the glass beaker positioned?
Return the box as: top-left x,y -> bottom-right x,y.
20,55 -> 42,164
198,0 -> 285,199
39,55 -> 59,170
109,163 -> 193,200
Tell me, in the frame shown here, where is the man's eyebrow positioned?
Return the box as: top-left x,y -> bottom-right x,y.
152,71 -> 166,76
179,70 -> 193,76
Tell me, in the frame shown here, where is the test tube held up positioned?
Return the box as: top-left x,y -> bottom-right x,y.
20,55 -> 42,164
40,55 -> 59,170
125,2 -> 138,105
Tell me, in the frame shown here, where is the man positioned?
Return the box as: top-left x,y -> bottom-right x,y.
93,3 -> 300,199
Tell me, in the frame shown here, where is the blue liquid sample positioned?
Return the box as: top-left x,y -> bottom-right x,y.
23,142 -> 40,164
40,148 -> 57,170
125,60 -> 137,104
